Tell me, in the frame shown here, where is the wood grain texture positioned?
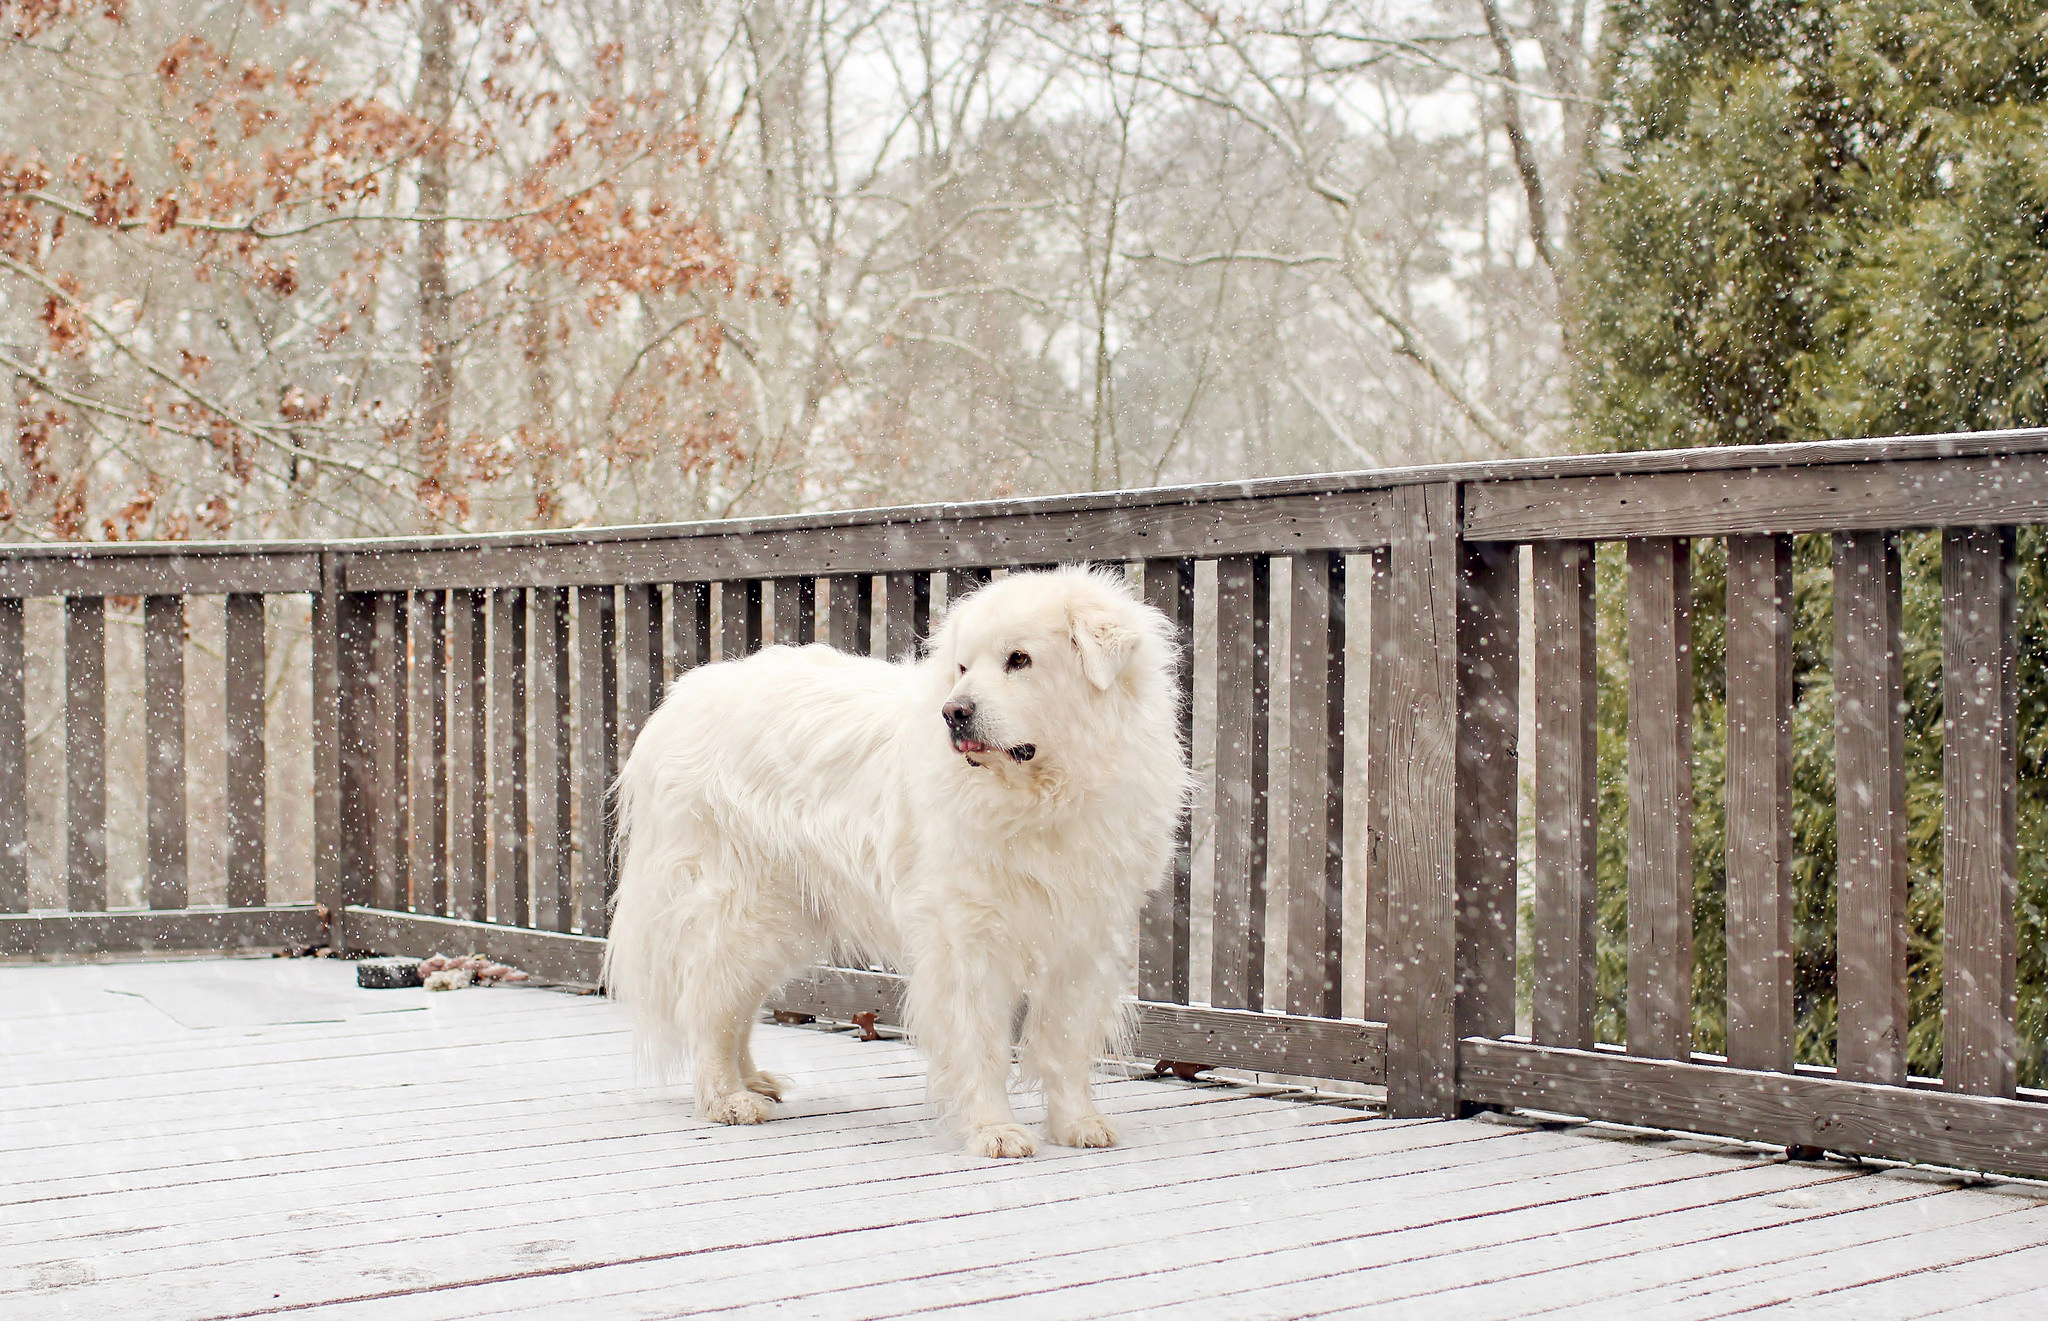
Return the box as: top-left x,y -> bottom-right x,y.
1139,558 -> 1196,1005
1833,532 -> 1909,1085
575,585 -> 616,937
1380,486 -> 1461,1117
1626,538 -> 1695,1061
224,593 -> 267,910
0,905 -> 325,957
0,599 -> 20,913
1284,553 -> 1346,1019
1211,554 -> 1271,1012
827,575 -> 872,656
529,588 -> 571,934
1464,452 -> 2048,541
945,567 -> 993,611
0,551 -> 320,597
772,577 -> 816,646
1941,525 -> 2018,1098
144,595 -> 188,910
720,580 -> 761,659
340,906 -> 606,986
615,584 -> 658,763
64,596 -> 106,913
883,572 -> 930,662
1454,541 -> 1519,1042
333,592 -> 378,950
1724,534 -> 1795,1072
369,594 -> 407,912
310,583 -> 342,938
405,592 -> 446,917
1530,541 -> 1597,1050
1457,1038 -> 2048,1182
490,588 -> 527,927
1364,547 -> 1393,1024
670,581 -> 711,677
445,591 -> 487,922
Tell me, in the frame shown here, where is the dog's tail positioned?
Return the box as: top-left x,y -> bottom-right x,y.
599,729 -> 698,1084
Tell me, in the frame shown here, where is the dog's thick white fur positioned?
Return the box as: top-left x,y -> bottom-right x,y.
603,568 -> 1188,1159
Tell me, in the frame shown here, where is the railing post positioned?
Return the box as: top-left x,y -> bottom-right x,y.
0,597 -> 21,914
1455,540 -> 1519,1045
1380,483 -> 1460,1118
314,555 -> 375,953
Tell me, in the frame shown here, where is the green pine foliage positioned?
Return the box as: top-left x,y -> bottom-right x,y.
1575,0 -> 2048,1084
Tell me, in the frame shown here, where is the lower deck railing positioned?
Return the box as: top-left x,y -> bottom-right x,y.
6,429 -> 2048,1181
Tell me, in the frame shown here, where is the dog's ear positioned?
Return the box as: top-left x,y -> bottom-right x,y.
1069,600 -> 1138,691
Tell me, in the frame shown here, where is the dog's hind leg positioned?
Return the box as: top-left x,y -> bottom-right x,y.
736,1016 -> 792,1101
674,897 -> 809,1126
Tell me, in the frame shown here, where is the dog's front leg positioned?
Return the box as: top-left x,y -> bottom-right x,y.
1023,962 -> 1124,1149
907,946 -> 1034,1159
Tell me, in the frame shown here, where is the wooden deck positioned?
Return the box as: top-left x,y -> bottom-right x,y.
4,959 -> 2046,1320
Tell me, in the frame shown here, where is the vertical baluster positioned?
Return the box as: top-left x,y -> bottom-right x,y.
0,597 -> 21,912
446,590 -> 485,921
1725,534 -> 1795,1072
1364,548 -> 1393,1023
1211,554 -> 1270,1011
529,587 -> 570,932
144,595 -> 188,910
1139,558 -> 1195,1004
370,593 -> 405,911
407,591 -> 445,917
721,580 -> 761,659
1626,537 -> 1695,1061
491,588 -> 527,925
312,577 -> 341,939
884,572 -> 930,661
576,585 -> 616,935
1530,541 -> 1598,1050
773,577 -> 817,646
617,584 -> 658,761
1455,543 -> 1519,1042
946,568 -> 992,613
1942,525 -> 2018,1098
224,594 -> 267,909
335,591 -> 378,941
1834,531 -> 1908,1084
672,582 -> 711,676
65,596 -> 106,912
1284,553 -> 1346,1018
829,576 -> 873,656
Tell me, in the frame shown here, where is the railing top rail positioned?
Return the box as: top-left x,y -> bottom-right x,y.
0,426 -> 2042,570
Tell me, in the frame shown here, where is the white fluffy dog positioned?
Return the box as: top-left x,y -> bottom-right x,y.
603,568 -> 1187,1158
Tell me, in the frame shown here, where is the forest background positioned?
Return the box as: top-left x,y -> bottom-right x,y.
3,0 -> 2044,1084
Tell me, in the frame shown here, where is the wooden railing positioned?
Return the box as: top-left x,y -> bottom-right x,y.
4,429 -> 2046,1181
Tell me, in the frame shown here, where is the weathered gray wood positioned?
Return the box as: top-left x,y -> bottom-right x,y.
1724,534 -> 1795,1072
1138,559 -> 1195,1005
0,905 -> 325,957
1211,554 -> 1271,1012
1380,486 -> 1461,1117
144,595 -> 188,910
1285,553 -> 1346,1019
1364,548 -> 1393,1024
64,597 -> 106,913
368,593 -> 407,911
883,572 -> 930,662
310,574 -> 342,940
772,577 -> 816,646
945,567 -> 992,612
333,592 -> 378,949
0,551 -> 320,598
720,580 -> 761,660
1941,525 -> 2018,1098
1833,532 -> 1909,1085
1454,542 -> 1519,1042
1464,451 -> 2048,541
223,594 -> 266,910
341,906 -> 607,986
341,490 -> 1399,591
1530,541 -> 1597,1050
575,585 -> 616,937
405,591 -> 446,917
529,587 -> 571,933
0,598 -> 21,913
828,575 -> 873,656
616,584 -> 658,761
671,582 -> 711,675
1626,537 -> 1694,1061
445,590 -> 487,922
1457,1038 -> 2048,1182
490,588 -> 527,926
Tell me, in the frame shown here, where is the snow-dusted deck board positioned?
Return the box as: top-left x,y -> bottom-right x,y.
3,960 -> 2044,1321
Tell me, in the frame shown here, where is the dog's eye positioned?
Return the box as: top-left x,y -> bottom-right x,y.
1005,651 -> 1031,672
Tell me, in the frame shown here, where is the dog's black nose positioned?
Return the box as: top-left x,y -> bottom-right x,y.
942,699 -> 975,728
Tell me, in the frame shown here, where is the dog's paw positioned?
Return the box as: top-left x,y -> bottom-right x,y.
965,1123 -> 1037,1160
1047,1113 -> 1120,1149
700,1091 -> 774,1126
744,1070 -> 791,1102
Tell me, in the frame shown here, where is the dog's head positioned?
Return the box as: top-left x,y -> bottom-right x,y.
928,567 -> 1176,785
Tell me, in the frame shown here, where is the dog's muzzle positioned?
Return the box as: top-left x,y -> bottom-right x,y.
943,700 -> 1033,763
